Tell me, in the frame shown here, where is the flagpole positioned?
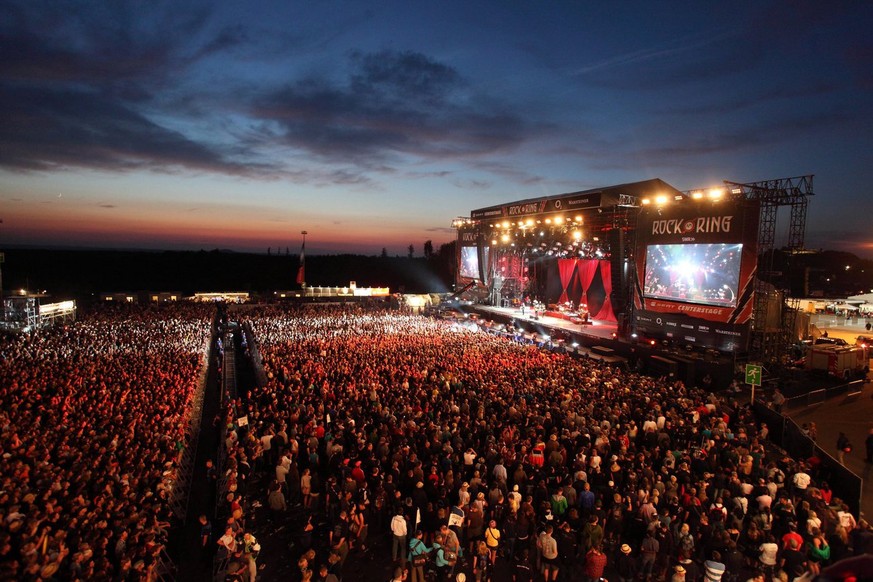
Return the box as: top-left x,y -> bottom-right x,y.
297,230 -> 307,289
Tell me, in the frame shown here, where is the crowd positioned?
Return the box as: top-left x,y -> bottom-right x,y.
0,303 -> 213,580
214,304 -> 872,582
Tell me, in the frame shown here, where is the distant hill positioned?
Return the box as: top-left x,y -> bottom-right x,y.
1,247 -> 457,300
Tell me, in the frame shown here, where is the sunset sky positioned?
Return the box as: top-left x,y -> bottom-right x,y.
2,1 -> 873,256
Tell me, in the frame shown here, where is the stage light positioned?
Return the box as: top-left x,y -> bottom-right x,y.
572,230 -> 582,241
491,239 -> 497,245
526,219 -> 534,226
502,221 -> 510,228
654,194 -> 668,205
691,191 -> 704,200
539,231 -> 545,236
631,333 -> 638,339
641,198 -> 651,205
554,216 -> 564,224
571,342 -> 579,348
708,188 -> 724,199
575,215 -> 583,223
545,218 -> 552,224
650,340 -> 656,346
501,234 -> 510,243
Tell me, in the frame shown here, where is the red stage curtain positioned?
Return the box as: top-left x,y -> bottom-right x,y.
596,260 -> 617,322
576,259 -> 599,307
558,259 -> 576,304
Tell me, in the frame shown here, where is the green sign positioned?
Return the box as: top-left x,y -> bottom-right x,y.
745,364 -> 762,386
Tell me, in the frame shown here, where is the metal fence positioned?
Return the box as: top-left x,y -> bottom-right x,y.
752,400 -> 863,517
784,379 -> 865,410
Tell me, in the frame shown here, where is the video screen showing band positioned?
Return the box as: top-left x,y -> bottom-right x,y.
460,246 -> 481,280
643,243 -> 743,307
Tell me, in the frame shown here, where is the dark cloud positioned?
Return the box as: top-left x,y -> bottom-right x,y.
0,84 -> 252,175
0,0 -> 261,176
252,50 -> 533,167
98,204 -> 117,209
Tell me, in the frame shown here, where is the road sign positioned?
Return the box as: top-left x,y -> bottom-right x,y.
745,364 -> 762,386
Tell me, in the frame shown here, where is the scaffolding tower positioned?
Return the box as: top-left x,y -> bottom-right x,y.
724,175 -> 814,365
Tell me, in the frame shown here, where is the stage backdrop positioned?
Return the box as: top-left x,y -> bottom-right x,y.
546,258 -> 617,322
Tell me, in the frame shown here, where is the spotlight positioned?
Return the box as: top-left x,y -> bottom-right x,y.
654,194 -> 668,205
691,191 -> 704,200
708,188 -> 724,200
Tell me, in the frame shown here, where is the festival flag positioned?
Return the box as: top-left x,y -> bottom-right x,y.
415,507 -> 422,530
296,235 -> 306,285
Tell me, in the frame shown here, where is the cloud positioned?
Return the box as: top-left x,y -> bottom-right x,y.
99,204 -> 117,209
0,0 -> 263,176
0,84 -> 254,175
252,50 -> 534,167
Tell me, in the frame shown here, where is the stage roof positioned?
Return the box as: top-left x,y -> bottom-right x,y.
469,178 -> 682,221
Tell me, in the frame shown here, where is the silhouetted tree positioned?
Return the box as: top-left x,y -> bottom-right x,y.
423,240 -> 433,259
267,247 -> 271,256
408,244 -> 415,258
380,247 -> 388,259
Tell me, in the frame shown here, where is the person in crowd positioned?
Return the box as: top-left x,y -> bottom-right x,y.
407,530 -> 431,582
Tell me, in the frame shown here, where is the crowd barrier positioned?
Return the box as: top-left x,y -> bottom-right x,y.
752,400 -> 863,517
784,379 -> 865,410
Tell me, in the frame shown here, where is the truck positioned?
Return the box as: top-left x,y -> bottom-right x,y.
804,344 -> 869,379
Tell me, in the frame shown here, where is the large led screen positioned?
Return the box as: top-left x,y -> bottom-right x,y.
643,243 -> 743,307
460,246 -> 481,280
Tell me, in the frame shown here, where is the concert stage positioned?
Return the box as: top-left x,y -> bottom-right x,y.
474,305 -> 617,340
465,303 -> 735,387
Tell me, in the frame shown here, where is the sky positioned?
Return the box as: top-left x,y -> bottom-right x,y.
2,1 -> 873,257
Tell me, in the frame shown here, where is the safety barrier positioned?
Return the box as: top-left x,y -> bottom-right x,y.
752,400 -> 863,517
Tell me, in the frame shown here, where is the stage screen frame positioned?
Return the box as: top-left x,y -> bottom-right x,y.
642,243 -> 743,308
460,245 -> 481,280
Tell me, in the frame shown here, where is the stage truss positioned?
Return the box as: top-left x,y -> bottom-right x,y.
724,175 -> 813,365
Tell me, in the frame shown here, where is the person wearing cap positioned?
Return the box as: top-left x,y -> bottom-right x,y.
616,544 -> 638,582
671,564 -> 686,582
